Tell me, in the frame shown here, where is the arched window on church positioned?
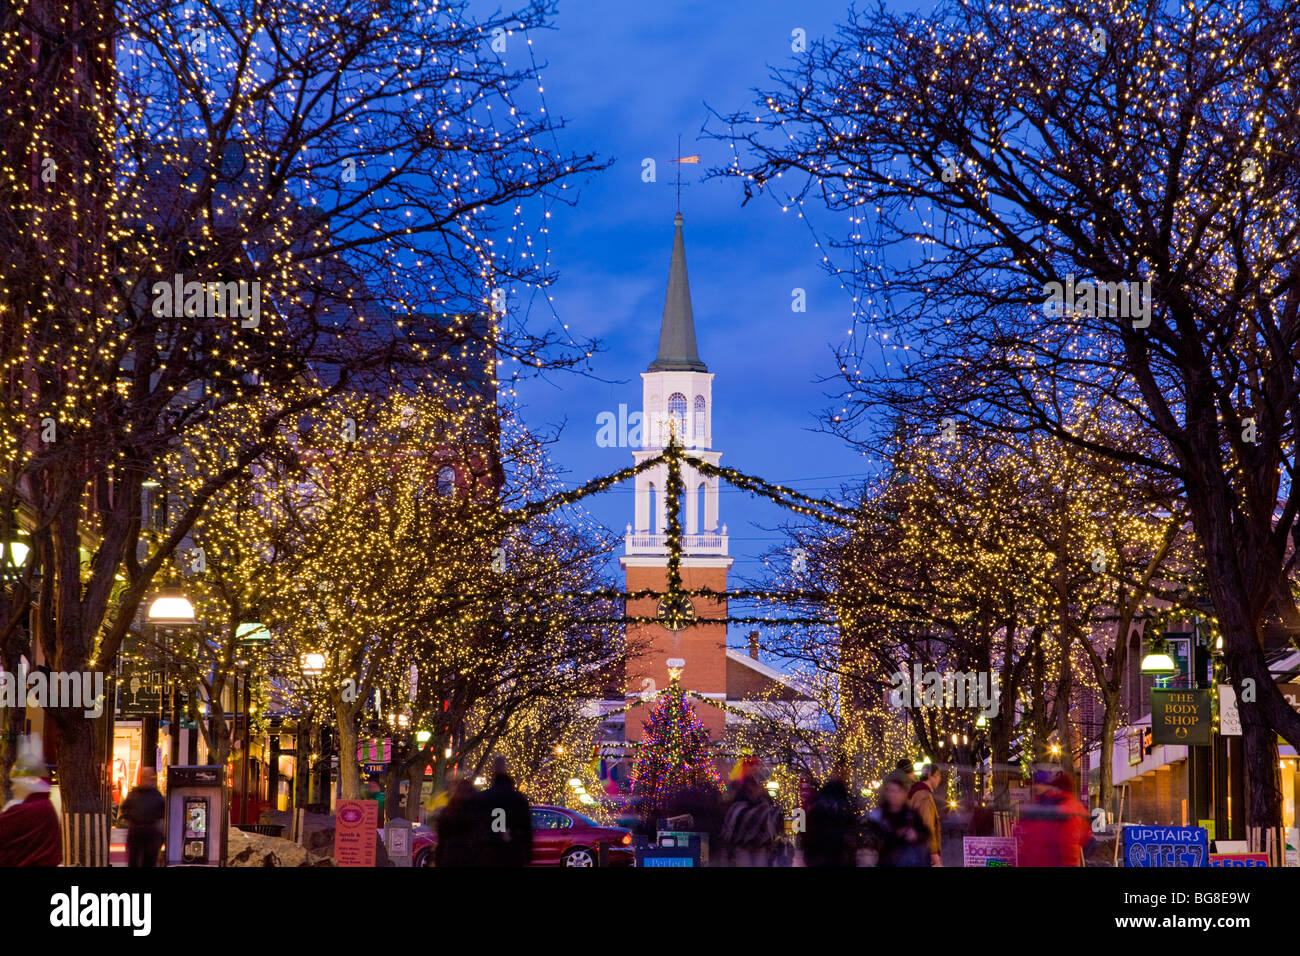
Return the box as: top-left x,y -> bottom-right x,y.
647,481 -> 658,534
693,395 -> 706,444
667,393 -> 687,443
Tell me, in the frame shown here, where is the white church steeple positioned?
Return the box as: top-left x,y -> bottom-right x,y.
625,214 -> 729,560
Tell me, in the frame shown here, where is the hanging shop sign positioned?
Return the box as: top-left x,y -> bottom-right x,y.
1150,689 -> 1213,746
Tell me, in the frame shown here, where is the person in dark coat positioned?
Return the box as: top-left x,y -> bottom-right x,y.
434,777 -> 480,867
665,782 -> 724,862
119,768 -> 166,867
0,735 -> 61,867
475,756 -> 532,867
803,762 -> 860,867
866,772 -> 932,867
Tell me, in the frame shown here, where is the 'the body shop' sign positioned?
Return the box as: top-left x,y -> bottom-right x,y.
1150,689 -> 1212,746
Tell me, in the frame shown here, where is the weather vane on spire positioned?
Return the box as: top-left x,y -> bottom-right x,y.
671,134 -> 700,214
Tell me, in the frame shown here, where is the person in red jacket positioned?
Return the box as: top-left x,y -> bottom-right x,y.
0,735 -> 62,867
1050,771 -> 1091,866
1015,769 -> 1090,867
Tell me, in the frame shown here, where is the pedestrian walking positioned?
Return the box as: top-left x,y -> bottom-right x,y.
1051,771 -> 1092,866
721,774 -> 780,866
908,763 -> 944,867
0,735 -> 61,867
865,772 -> 931,867
894,758 -> 917,790
365,778 -> 386,821
1015,769 -> 1091,866
434,777 -> 480,867
476,755 -> 532,866
119,767 -> 167,867
666,782 -> 724,863
803,761 -> 860,867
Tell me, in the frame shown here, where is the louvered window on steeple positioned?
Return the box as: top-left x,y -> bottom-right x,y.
693,395 -> 706,443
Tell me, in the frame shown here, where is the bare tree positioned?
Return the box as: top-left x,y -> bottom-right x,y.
0,0 -> 604,860
714,0 -> 1300,848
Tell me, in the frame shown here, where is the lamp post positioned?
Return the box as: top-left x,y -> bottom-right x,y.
145,585 -> 195,774
384,705 -> 412,824
299,652 -> 330,809
234,623 -> 268,826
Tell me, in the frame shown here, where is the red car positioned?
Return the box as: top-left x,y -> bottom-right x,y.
529,806 -> 635,867
413,805 -> 635,867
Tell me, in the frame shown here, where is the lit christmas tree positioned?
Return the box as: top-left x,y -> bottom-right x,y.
629,668 -> 723,821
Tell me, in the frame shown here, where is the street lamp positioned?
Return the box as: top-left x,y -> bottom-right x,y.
146,587 -> 195,626
0,535 -> 30,573
1140,638 -> 1178,676
300,652 -> 326,678
145,583 -> 195,772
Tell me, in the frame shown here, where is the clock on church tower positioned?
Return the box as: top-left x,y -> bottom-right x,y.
620,212 -> 732,743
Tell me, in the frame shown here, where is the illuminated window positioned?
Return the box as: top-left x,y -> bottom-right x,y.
667,393 -> 687,441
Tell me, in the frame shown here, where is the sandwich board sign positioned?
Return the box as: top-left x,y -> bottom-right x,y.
963,836 -> 1017,867
1121,825 -> 1208,866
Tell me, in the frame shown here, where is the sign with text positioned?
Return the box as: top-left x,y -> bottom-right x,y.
1150,689 -> 1212,746
1121,825 -> 1208,867
384,818 -> 413,867
335,799 -> 378,867
963,836 -> 1017,867
1219,684 -> 1242,736
1162,634 -> 1194,689
1208,853 -> 1268,867
117,666 -> 164,718
1218,683 -> 1300,739
1127,727 -> 1145,766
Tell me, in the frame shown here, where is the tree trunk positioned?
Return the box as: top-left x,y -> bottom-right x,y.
990,714 -> 1012,810
294,718 -> 313,809
1201,528 -> 1289,829
49,709 -> 109,865
0,627 -> 26,797
404,753 -> 428,822
1098,691 -> 1120,821
334,704 -> 362,800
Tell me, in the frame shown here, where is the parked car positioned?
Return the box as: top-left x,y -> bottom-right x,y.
530,806 -> 635,867
412,805 -> 635,866
412,825 -> 436,868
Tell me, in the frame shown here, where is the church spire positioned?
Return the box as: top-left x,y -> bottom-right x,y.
649,213 -> 707,372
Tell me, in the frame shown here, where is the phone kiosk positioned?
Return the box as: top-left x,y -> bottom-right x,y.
165,765 -> 227,866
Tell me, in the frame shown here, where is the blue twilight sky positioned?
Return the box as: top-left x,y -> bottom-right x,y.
497,1 -> 921,626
